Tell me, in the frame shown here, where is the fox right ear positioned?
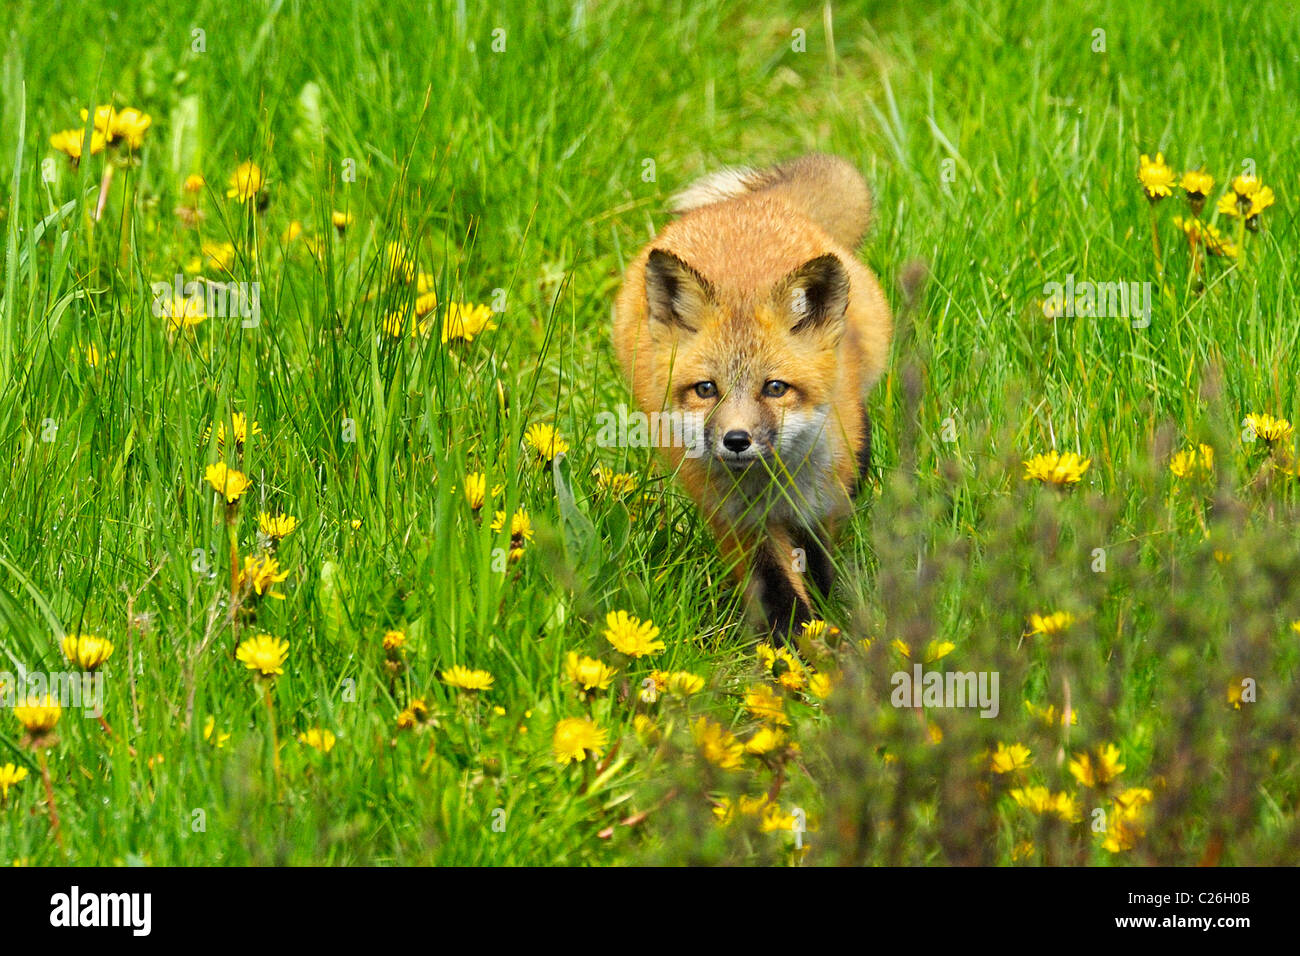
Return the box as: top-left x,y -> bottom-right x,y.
644,249 -> 712,332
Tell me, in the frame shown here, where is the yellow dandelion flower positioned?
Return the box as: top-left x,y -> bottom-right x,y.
198,240 -> 237,274
524,423 -> 569,462
60,634 -> 114,671
1069,743 -> 1125,788
1138,153 -> 1176,201
203,716 -> 231,748
257,512 -> 298,540
990,742 -> 1033,774
602,610 -> 664,658
744,725 -> 787,755
13,696 -> 61,736
807,670 -> 835,700
593,466 -> 637,496
226,160 -> 265,202
743,683 -> 790,725
1179,169 -> 1214,215
235,634 -> 289,677
665,671 -> 705,696
1024,700 -> 1078,727
691,717 -> 745,770
202,412 -> 260,449
442,666 -> 495,691
1027,610 -> 1076,638
0,763 -> 30,802
50,128 -> 106,163
107,107 -> 151,149
632,713 -> 660,745
1244,413 -> 1293,444
203,462 -> 251,503
298,728 -> 337,753
565,652 -> 617,692
1023,450 -> 1091,486
238,554 -> 290,600
382,630 -> 406,653
1169,443 -> 1214,479
464,473 -> 488,510
1009,786 -> 1080,822
331,210 -> 353,231
165,293 -> 206,332
282,221 -> 304,243
442,302 -> 497,343
380,241 -> 415,284
552,717 -> 608,765
183,174 -> 206,193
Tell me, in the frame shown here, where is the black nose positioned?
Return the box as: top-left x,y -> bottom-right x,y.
722,430 -> 752,453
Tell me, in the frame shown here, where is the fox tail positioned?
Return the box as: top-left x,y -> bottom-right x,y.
669,153 -> 873,249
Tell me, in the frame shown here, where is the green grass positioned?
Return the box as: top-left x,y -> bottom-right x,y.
0,0 -> 1297,865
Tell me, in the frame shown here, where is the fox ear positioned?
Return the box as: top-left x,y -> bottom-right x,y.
645,249 -> 712,332
782,254 -> 849,334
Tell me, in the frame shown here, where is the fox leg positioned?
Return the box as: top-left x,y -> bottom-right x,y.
791,524 -> 835,606
852,405 -> 873,498
715,522 -> 815,638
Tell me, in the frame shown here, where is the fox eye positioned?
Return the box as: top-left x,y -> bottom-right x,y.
762,380 -> 790,398
694,381 -> 718,399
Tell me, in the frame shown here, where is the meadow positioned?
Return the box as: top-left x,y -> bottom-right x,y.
0,0 -> 1296,865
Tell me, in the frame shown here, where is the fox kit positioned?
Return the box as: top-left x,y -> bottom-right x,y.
613,154 -> 893,637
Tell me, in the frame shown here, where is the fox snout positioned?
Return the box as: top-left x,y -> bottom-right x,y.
704,399 -> 776,467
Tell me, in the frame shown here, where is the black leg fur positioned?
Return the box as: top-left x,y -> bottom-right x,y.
752,541 -> 814,637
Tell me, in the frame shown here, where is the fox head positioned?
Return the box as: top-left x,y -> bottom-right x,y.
643,247 -> 849,472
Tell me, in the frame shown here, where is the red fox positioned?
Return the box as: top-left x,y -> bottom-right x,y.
613,154 -> 893,637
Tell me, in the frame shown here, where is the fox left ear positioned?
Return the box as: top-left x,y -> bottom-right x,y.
781,254 -> 849,334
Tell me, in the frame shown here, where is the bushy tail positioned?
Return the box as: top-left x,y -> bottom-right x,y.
670,153 -> 873,249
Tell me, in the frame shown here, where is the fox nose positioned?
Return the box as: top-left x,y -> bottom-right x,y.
722,430 -> 752,453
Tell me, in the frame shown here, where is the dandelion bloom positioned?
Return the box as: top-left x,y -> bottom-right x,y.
61,634 -> 114,671
198,240 -> 237,273
464,473 -> 488,510
1069,743 -> 1125,788
665,671 -> 705,696
1027,610 -> 1076,637
382,630 -> 406,653
165,294 -> 206,332
331,210 -> 353,230
0,763 -> 29,801
1137,153 -> 1176,201
1244,413 -> 1293,444
183,174 -> 206,193
807,671 -> 836,700
211,407 -> 260,452
441,302 -> 497,343
523,423 -> 569,462
226,161 -> 265,202
238,554 -> 290,599
1024,700 -> 1078,727
204,463 -> 251,503
1009,786 -> 1080,822
50,128 -> 106,163
744,725 -> 787,755
593,466 -> 637,497
298,728 -> 337,753
990,742 -> 1033,774
107,107 -> 151,149
890,638 -> 955,663
1176,216 -> 1238,258
13,696 -> 61,736
602,610 -> 664,658
1179,169 -> 1214,215
691,717 -> 745,770
1023,450 -> 1090,486
257,512 -> 298,539
235,634 -> 290,677
203,716 -> 231,748
380,242 -> 415,284
565,652 -> 616,692
490,509 -> 534,561
1169,443 -> 1214,479
743,684 -> 790,725
552,717 -> 609,765
442,665 -> 495,691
